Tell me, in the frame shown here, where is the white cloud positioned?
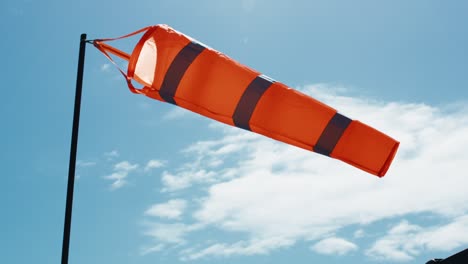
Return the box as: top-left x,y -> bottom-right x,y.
101,63 -> 111,72
104,150 -> 119,160
142,222 -> 203,246
354,229 -> 365,238
182,237 -> 295,260
107,175 -> 126,190
104,161 -> 139,190
76,160 -> 96,167
163,107 -> 191,120
145,199 -> 187,219
148,84 -> 468,259
143,223 -> 189,244
311,237 -> 358,256
140,244 -> 164,256
144,159 -> 166,172
159,131 -> 255,192
114,161 -> 139,171
366,216 -> 468,262
161,170 -> 217,192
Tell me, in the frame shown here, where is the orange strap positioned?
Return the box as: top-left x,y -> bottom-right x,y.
93,26 -> 152,43
95,42 -> 130,61
93,41 -> 143,94
90,26 -> 154,94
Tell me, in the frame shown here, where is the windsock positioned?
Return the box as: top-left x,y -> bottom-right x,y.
93,25 -> 399,177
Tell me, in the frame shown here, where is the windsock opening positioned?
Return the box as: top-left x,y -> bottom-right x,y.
134,37 -> 157,87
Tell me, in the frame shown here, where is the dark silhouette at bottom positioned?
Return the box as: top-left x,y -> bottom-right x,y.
426,248 -> 468,264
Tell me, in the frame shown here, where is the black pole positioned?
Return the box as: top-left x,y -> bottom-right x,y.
61,33 -> 87,264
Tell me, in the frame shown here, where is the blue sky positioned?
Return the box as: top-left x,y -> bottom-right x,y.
2,0 -> 468,263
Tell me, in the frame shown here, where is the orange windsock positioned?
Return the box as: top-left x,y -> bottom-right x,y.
93,25 -> 399,177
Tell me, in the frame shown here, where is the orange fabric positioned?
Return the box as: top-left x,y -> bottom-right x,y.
93,25 -> 399,177
332,121 -> 399,176
250,82 -> 336,150
175,43 -> 259,126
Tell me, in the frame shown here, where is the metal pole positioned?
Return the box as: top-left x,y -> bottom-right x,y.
61,33 -> 87,264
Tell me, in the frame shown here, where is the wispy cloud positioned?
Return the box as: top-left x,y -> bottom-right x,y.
143,223 -> 189,244
76,160 -> 96,167
101,63 -> 111,72
104,150 -> 119,160
114,161 -> 138,171
140,244 -> 165,256
143,84 -> 468,260
159,132 -> 253,192
142,222 -> 203,246
104,161 -> 139,190
144,159 -> 166,172
182,237 -> 295,260
311,237 -> 358,256
145,199 -> 187,219
366,216 -> 468,262
162,107 -> 191,120
104,172 -> 127,190
161,170 -> 218,192
353,229 -> 365,239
